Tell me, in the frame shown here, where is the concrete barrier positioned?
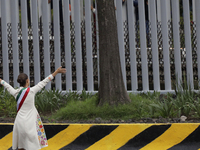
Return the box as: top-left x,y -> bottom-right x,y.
1,123 -> 200,150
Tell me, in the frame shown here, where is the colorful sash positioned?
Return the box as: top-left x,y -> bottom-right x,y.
16,87 -> 30,112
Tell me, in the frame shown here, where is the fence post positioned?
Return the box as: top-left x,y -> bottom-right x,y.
161,0 -> 171,90
31,0 -> 41,85
149,0 -> 160,91
74,0 -> 83,91
0,1 -> 1,18
11,0 -> 19,87
85,0 -> 94,92
53,0 -> 62,90
95,0 -> 100,89
195,0 -> 200,87
193,0 -> 196,22
172,0 -> 182,86
138,0 -> 149,91
116,0 -> 127,89
167,0 -> 171,20
183,0 -> 194,89
127,0 -> 138,91
42,0 -> 51,89
1,0 -> 9,83
157,0 -> 161,22
21,0 -> 30,77
63,0 -> 72,91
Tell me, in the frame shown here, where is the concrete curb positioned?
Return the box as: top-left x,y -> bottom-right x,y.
1,123 -> 200,150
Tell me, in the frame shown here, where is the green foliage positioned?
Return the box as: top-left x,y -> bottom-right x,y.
173,76 -> 194,117
2,79 -> 200,122
65,89 -> 93,102
150,94 -> 175,118
35,88 -> 67,113
0,87 -> 17,117
51,93 -> 154,121
190,97 -> 200,117
139,91 -> 160,101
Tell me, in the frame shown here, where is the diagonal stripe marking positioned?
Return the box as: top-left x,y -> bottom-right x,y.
86,124 -> 152,150
0,132 -> 12,150
140,124 -> 199,150
42,124 -> 92,150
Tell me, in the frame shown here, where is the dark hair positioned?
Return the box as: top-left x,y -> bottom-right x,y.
17,73 -> 28,87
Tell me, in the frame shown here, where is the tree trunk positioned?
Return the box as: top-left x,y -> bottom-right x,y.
96,0 -> 131,105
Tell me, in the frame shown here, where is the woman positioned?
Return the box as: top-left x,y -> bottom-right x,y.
0,66 -> 66,150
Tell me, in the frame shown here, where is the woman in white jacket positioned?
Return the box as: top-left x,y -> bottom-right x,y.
0,66 -> 66,150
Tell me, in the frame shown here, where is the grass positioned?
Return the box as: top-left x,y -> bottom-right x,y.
50,93 -> 157,122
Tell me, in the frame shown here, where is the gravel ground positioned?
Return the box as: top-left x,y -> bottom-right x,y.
1,116 -> 200,124
42,117 -> 200,124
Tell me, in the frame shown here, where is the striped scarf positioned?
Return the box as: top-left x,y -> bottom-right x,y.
16,87 -> 30,112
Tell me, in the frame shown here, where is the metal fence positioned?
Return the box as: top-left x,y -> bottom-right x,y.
0,0 -> 200,93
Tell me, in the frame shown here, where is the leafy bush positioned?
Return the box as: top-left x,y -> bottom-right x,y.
150,94 -> 175,118
35,88 -> 67,113
173,76 -> 195,117
0,87 -> 17,117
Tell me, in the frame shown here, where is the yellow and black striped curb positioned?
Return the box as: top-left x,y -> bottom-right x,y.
1,123 -> 200,150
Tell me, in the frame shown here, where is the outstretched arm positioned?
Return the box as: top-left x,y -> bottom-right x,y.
0,78 -> 18,97
31,66 -> 66,93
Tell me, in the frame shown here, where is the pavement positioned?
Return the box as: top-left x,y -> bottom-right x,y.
1,123 -> 200,150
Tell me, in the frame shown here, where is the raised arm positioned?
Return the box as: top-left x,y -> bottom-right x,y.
52,66 -> 66,78
31,66 -> 66,93
0,79 -> 18,97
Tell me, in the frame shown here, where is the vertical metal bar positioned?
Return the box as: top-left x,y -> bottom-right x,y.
95,0 -> 100,89
29,0 -> 33,23
1,0 -> 9,82
21,0 -> 30,77
31,0 -> 40,84
167,0 -> 171,21
116,0 -> 127,89
195,0 -> 200,87
122,0 -> 127,22
63,0 -> 72,91
193,0 -> 196,21
172,0 -> 182,86
0,1 -> 1,18
80,0 -> 84,21
183,0 -> 194,89
157,0 -> 161,22
85,0 -> 94,92
42,0 -> 51,89
5,0 -> 11,23
149,0 -> 160,91
138,0 -> 149,91
127,0 -> 137,91
48,0 -> 51,23
161,0 -> 171,90
53,0 -> 61,90
71,0 -> 75,22
11,0 -> 19,87
74,0 -> 83,91
38,0 -> 42,18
